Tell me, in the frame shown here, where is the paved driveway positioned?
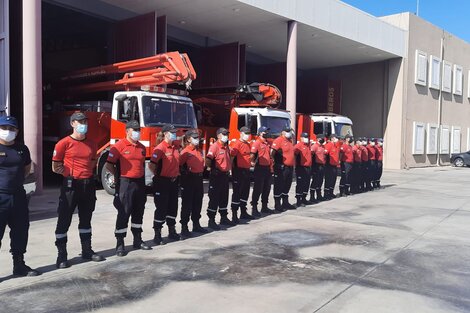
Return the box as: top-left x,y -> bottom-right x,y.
1,167 -> 469,313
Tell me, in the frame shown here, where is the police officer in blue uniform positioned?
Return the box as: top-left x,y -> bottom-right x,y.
0,116 -> 40,277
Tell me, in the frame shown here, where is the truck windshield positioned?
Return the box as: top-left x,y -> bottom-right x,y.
260,116 -> 291,137
335,122 -> 353,137
142,96 -> 197,128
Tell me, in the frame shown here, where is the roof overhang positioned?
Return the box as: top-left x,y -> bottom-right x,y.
48,0 -> 407,69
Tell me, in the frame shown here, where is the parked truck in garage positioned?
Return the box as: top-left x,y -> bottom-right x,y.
296,113 -> 354,143
44,51 -> 198,194
191,82 -> 292,151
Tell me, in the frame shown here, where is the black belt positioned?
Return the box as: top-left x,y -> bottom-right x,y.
187,172 -> 203,177
120,177 -> 144,182
157,176 -> 179,182
255,164 -> 270,168
212,169 -> 229,175
64,177 -> 94,184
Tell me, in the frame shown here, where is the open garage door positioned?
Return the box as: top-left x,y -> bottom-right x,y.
114,12 -> 156,62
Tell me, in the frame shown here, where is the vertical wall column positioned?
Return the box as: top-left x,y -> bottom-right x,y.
22,0 -> 43,193
286,20 -> 297,131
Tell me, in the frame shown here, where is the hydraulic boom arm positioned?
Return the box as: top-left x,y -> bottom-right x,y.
58,51 -> 196,95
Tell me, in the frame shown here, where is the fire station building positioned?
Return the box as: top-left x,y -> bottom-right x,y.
0,0 -> 470,191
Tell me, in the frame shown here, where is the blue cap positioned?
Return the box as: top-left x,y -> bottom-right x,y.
258,126 -> 270,134
301,132 -> 309,138
0,116 -> 18,128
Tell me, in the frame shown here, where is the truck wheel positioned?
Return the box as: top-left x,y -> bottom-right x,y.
101,165 -> 116,195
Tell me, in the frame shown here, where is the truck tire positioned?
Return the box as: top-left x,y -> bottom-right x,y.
100,163 -> 116,195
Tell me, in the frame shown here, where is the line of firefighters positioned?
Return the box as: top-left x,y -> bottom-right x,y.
0,112 -> 383,277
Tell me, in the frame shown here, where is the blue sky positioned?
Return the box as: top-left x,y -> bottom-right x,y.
341,0 -> 470,43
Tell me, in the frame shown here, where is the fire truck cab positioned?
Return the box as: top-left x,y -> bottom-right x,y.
296,113 -> 353,143
98,91 -> 197,194
229,106 -> 291,140
310,113 -> 354,137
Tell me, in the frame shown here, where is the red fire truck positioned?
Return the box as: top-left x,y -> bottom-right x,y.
45,51 -> 198,194
191,82 -> 292,150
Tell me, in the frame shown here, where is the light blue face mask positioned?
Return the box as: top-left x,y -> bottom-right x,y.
170,133 -> 177,141
76,124 -> 88,134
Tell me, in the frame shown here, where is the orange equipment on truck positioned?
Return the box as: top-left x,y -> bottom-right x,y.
46,51 -> 198,194
191,82 -> 292,152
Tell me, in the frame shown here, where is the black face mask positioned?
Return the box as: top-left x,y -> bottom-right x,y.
318,139 -> 325,145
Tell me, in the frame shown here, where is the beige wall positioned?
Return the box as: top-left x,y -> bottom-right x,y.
314,62 -> 387,138
383,13 -> 470,168
305,59 -> 406,169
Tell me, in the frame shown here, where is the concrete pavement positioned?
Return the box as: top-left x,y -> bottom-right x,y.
1,167 -> 470,312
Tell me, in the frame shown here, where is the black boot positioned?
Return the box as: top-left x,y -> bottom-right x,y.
153,228 -> 163,245
116,237 -> 127,257
309,190 -> 317,203
283,197 -> 296,210
81,241 -> 105,262
316,189 -> 324,202
240,208 -> 254,220
274,198 -> 283,213
180,224 -> 192,239
377,181 -> 381,188
55,240 -> 70,269
296,197 -> 304,208
193,221 -> 209,233
12,254 -> 40,277
302,196 -> 312,205
339,186 -> 345,197
208,218 -> 220,230
261,204 -> 275,214
133,233 -> 151,250
220,214 -> 235,226
251,205 -> 262,218
330,189 -> 337,199
345,186 -> 351,195
231,210 -> 240,225
168,225 -> 180,241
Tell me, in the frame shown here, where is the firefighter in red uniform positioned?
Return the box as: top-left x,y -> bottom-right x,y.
309,134 -> 326,202
366,138 -> 377,191
250,126 -> 274,216
205,128 -> 234,230
106,120 -> 151,257
339,135 -> 354,196
179,129 -> 208,239
230,126 -> 254,223
375,138 -> 384,189
351,138 -> 363,194
52,112 -> 104,268
149,124 -> 181,244
359,138 -> 369,192
271,126 -> 296,212
294,132 -> 312,207
324,134 -> 340,200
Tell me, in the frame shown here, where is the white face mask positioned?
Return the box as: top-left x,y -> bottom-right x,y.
221,135 -> 228,143
242,133 -> 251,141
371,142 -> 376,146
378,142 -> 383,146
0,129 -> 17,142
131,131 -> 141,141
284,131 -> 292,139
191,138 -> 200,146
301,137 -> 309,143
